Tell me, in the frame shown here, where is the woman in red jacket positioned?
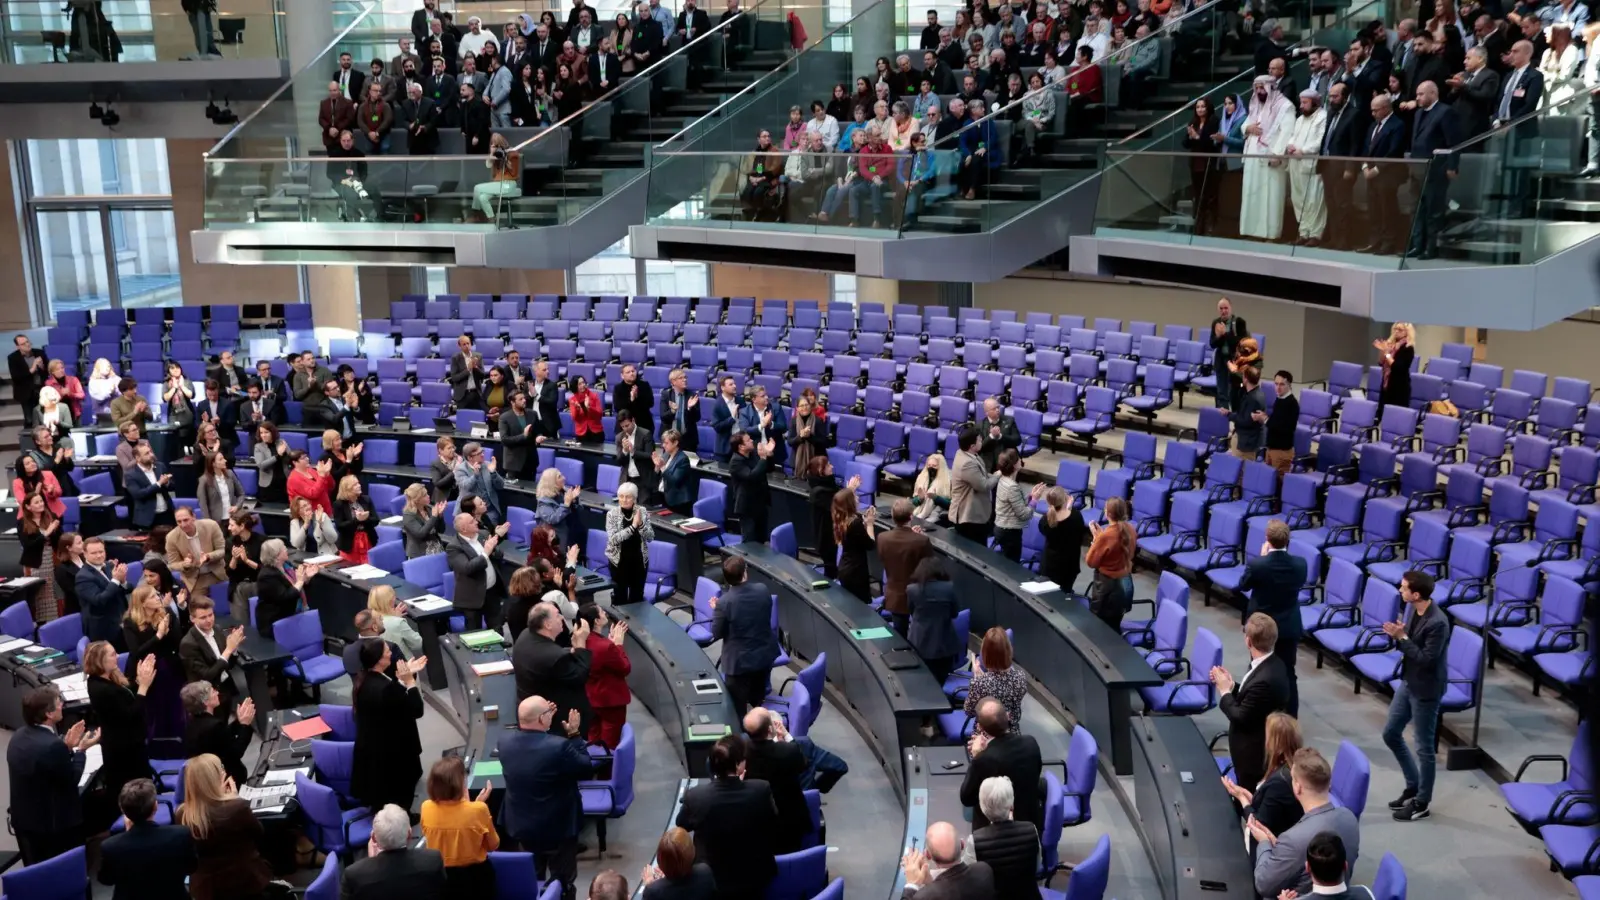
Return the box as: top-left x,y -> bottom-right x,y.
567,375 -> 605,445
578,603 -> 631,748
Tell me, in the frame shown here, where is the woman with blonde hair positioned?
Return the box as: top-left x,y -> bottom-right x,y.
369,584 -> 423,659
179,752 -> 272,900
534,466 -> 580,549
1374,321 -> 1415,411
122,584 -> 186,740
962,627 -> 1025,731
402,482 -> 448,557
333,473 -> 377,564
1085,497 -> 1137,630
421,755 -> 498,898
912,452 -> 953,521
87,357 -> 120,421
474,132 -> 523,219
288,494 -> 338,555
1222,711 -> 1304,853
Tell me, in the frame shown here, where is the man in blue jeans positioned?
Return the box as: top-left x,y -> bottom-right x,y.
1381,570 -> 1450,821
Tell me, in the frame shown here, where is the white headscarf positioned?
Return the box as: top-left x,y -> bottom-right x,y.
1246,74 -> 1293,140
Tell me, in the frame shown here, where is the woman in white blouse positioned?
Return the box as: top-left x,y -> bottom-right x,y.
87,358 -> 120,423
1540,23 -> 1582,108
35,386 -> 73,440
288,495 -> 339,555
198,451 -> 245,523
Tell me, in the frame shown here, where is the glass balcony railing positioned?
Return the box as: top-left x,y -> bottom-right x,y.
0,0 -> 296,64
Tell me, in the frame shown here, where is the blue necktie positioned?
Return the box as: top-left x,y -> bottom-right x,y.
1499,69 -> 1520,119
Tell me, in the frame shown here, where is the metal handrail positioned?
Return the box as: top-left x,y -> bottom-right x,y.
507,0 -> 773,154
1115,0 -> 1386,147
930,0 -> 1225,151
206,0 -> 381,158
1438,77 -> 1589,154
654,0 -> 892,147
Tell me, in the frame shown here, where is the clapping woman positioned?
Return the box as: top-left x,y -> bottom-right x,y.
333,474 -> 379,564
252,421 -> 289,504
85,640 -> 157,815
18,489 -> 62,623
122,584 -> 187,742
604,482 -> 655,605
350,639 -> 427,814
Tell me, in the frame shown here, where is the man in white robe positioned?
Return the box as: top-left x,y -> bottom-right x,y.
1239,74 -> 1295,240
1286,88 -> 1328,244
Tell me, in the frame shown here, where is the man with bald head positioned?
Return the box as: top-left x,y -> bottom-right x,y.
1358,94 -> 1407,255
876,498 -> 932,636
742,706 -> 810,852
1405,80 -> 1461,259
586,871 -> 628,900
318,81 -> 356,152
1496,39 -> 1544,214
502,695 -> 591,899
513,600 -> 593,736
959,698 -> 1043,833
900,821 -> 996,898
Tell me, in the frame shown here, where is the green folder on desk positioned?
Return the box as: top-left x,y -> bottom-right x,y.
459,630 -> 504,650
470,760 -> 502,782
850,626 -> 894,641
15,649 -> 63,664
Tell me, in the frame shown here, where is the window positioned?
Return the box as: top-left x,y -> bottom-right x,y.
831,274 -> 857,307
645,259 -> 709,296
27,139 -> 169,197
575,237 -> 638,295
424,266 -> 449,296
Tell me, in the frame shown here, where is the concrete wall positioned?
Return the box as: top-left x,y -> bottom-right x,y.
168,138 -> 302,309
1483,319 -> 1600,386
710,264 -> 830,303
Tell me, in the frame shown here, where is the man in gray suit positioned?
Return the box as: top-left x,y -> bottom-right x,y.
950,426 -> 999,545
447,334 -> 483,410
497,390 -> 534,480
445,511 -> 506,632
1252,747 -> 1360,898
291,352 -> 334,418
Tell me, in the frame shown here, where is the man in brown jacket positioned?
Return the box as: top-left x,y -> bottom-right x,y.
165,506 -> 228,599
318,81 -> 357,152
875,498 -> 931,636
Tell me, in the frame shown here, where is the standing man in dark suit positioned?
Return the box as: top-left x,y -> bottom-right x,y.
1210,613 -> 1292,793
1208,297 -> 1249,411
410,0 -> 438,45
497,390 -> 534,479
974,398 -> 1020,473
526,361 -> 562,443
125,443 -> 177,530
613,411 -> 655,497
1494,40 -> 1544,214
8,335 -> 47,427
1339,36 -> 1387,130
712,555 -> 780,716
208,350 -> 250,399
446,511 -> 506,632
178,596 -> 245,708
1405,80 -> 1462,259
676,0 -> 712,87
588,35 -> 621,95
400,81 -> 442,155
194,379 -> 238,435
502,695 -> 593,898
498,349 -> 534,394
1318,82 -> 1362,250
611,364 -> 654,435
446,334 -> 481,410
1381,570 -> 1451,822
341,805 -> 448,900
253,360 -> 286,406
460,82 -> 493,155
676,736 -> 780,899
707,374 -> 740,460
513,602 -> 592,732
657,368 -> 702,453
743,707 -> 811,853
318,81 -> 357,152
1238,521 -> 1308,716
728,431 -> 774,544
1448,47 -> 1499,143
1358,94 -> 1407,255
238,380 -> 284,428
7,686 -> 98,864
900,821 -> 997,900
960,698 -> 1043,832
426,55 -> 458,127
334,51 -> 366,102
97,779 -> 196,900
875,499 -> 932,636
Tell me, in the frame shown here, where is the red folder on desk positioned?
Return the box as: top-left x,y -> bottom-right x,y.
281,716 -> 332,741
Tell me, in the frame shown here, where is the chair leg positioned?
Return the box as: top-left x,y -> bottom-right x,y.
596,817 -> 608,854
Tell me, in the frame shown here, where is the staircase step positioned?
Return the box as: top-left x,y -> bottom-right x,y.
586,154 -> 647,167
908,215 -> 982,233
544,182 -> 606,196
563,168 -> 610,183
984,183 -> 1040,200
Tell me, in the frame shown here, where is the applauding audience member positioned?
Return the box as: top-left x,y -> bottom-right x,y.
901,821 -> 995,898
743,706 -> 811,853
179,753 -> 272,900
421,756 -> 499,898
676,736 -> 779,898
351,639 -> 428,814
8,685 -> 99,864
961,697 -> 1043,832
639,827 -> 716,900
343,804 -> 448,900
84,641 -> 156,815
181,682 -> 256,788
578,605 -> 631,749
503,695 -> 593,897
97,778 -> 196,898
1253,748 -> 1361,898
960,776 -> 1038,899
1211,613 -> 1292,794
1221,712 -> 1304,855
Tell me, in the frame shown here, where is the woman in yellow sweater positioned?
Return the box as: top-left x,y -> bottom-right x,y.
420,756 -> 500,898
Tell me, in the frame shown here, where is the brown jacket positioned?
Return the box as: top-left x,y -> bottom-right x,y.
165,518 -> 227,587
319,97 -> 357,150
187,798 -> 271,900
876,525 -> 932,616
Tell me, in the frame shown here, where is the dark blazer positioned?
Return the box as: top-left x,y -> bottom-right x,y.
207,364 -> 250,396
1397,600 -> 1451,701
500,728 -> 593,849
641,864 -> 718,900
6,724 -> 85,835
426,72 -> 458,121
236,394 -> 284,427
659,451 -> 693,510
1497,65 -> 1543,121
253,564 -> 302,640
334,68 -> 367,104
1409,101 -> 1462,174
1208,315 -> 1249,368
401,96 -> 443,153
1362,114 -> 1406,159
712,581 -> 780,676
183,710 -> 253,787
333,496 -> 381,553
1451,67 -> 1500,138
429,456 -> 457,503
906,580 -> 963,661
526,379 -> 562,441
1243,765 -> 1302,855
340,847 -> 448,900
77,562 -> 132,644
612,380 -> 655,435
190,798 -> 270,900
194,396 -> 237,432
1240,550 -> 1308,642
446,351 -> 479,406
728,451 -> 770,520
8,348 -> 46,409
348,672 -> 424,809
961,731 -> 1043,831
445,532 -> 502,612
512,629 -> 593,731
1319,99 -> 1362,159
901,861 -> 997,900
178,627 -> 235,699
588,51 -> 621,91
98,821 -> 196,900
614,425 -> 655,488
1400,52 -> 1448,101
497,408 -> 534,476
745,737 -> 810,852
876,526 -> 932,616
461,100 -> 492,153
1219,653 -> 1292,791
676,776 -> 780,897
123,462 -> 175,530
708,395 -> 739,458
87,674 -> 151,798
738,403 -> 788,466
658,389 -> 703,451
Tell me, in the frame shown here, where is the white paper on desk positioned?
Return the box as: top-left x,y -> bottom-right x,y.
255,804 -> 287,815
410,427 -> 436,434
79,744 -> 103,788
53,672 -> 88,702
1019,581 -> 1060,594
472,660 -> 515,676
78,494 -> 101,503
677,517 -> 708,527
85,455 -> 118,464
1,529 -> 15,536
380,515 -> 402,525
262,766 -> 311,785
342,565 -> 390,580
6,577 -> 42,588
0,637 -> 32,653
407,595 -> 452,612
303,554 -> 342,565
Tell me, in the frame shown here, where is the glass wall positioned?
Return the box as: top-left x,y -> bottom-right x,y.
575,235 -> 709,296
21,138 -> 182,321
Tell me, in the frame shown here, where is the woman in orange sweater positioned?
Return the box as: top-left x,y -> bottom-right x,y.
1084,497 -> 1137,631
420,756 -> 499,899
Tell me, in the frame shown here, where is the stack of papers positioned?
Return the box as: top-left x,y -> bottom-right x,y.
339,565 -> 390,580
410,426 -> 436,433
78,745 -> 102,788
1019,581 -> 1061,594
4,577 -> 43,588
302,554 -> 342,565
407,595 -> 453,613
239,782 -> 296,813
380,515 -> 403,525
52,672 -> 89,703
85,455 -> 119,464
0,637 -> 33,653
262,766 -> 311,785
471,660 -> 514,677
